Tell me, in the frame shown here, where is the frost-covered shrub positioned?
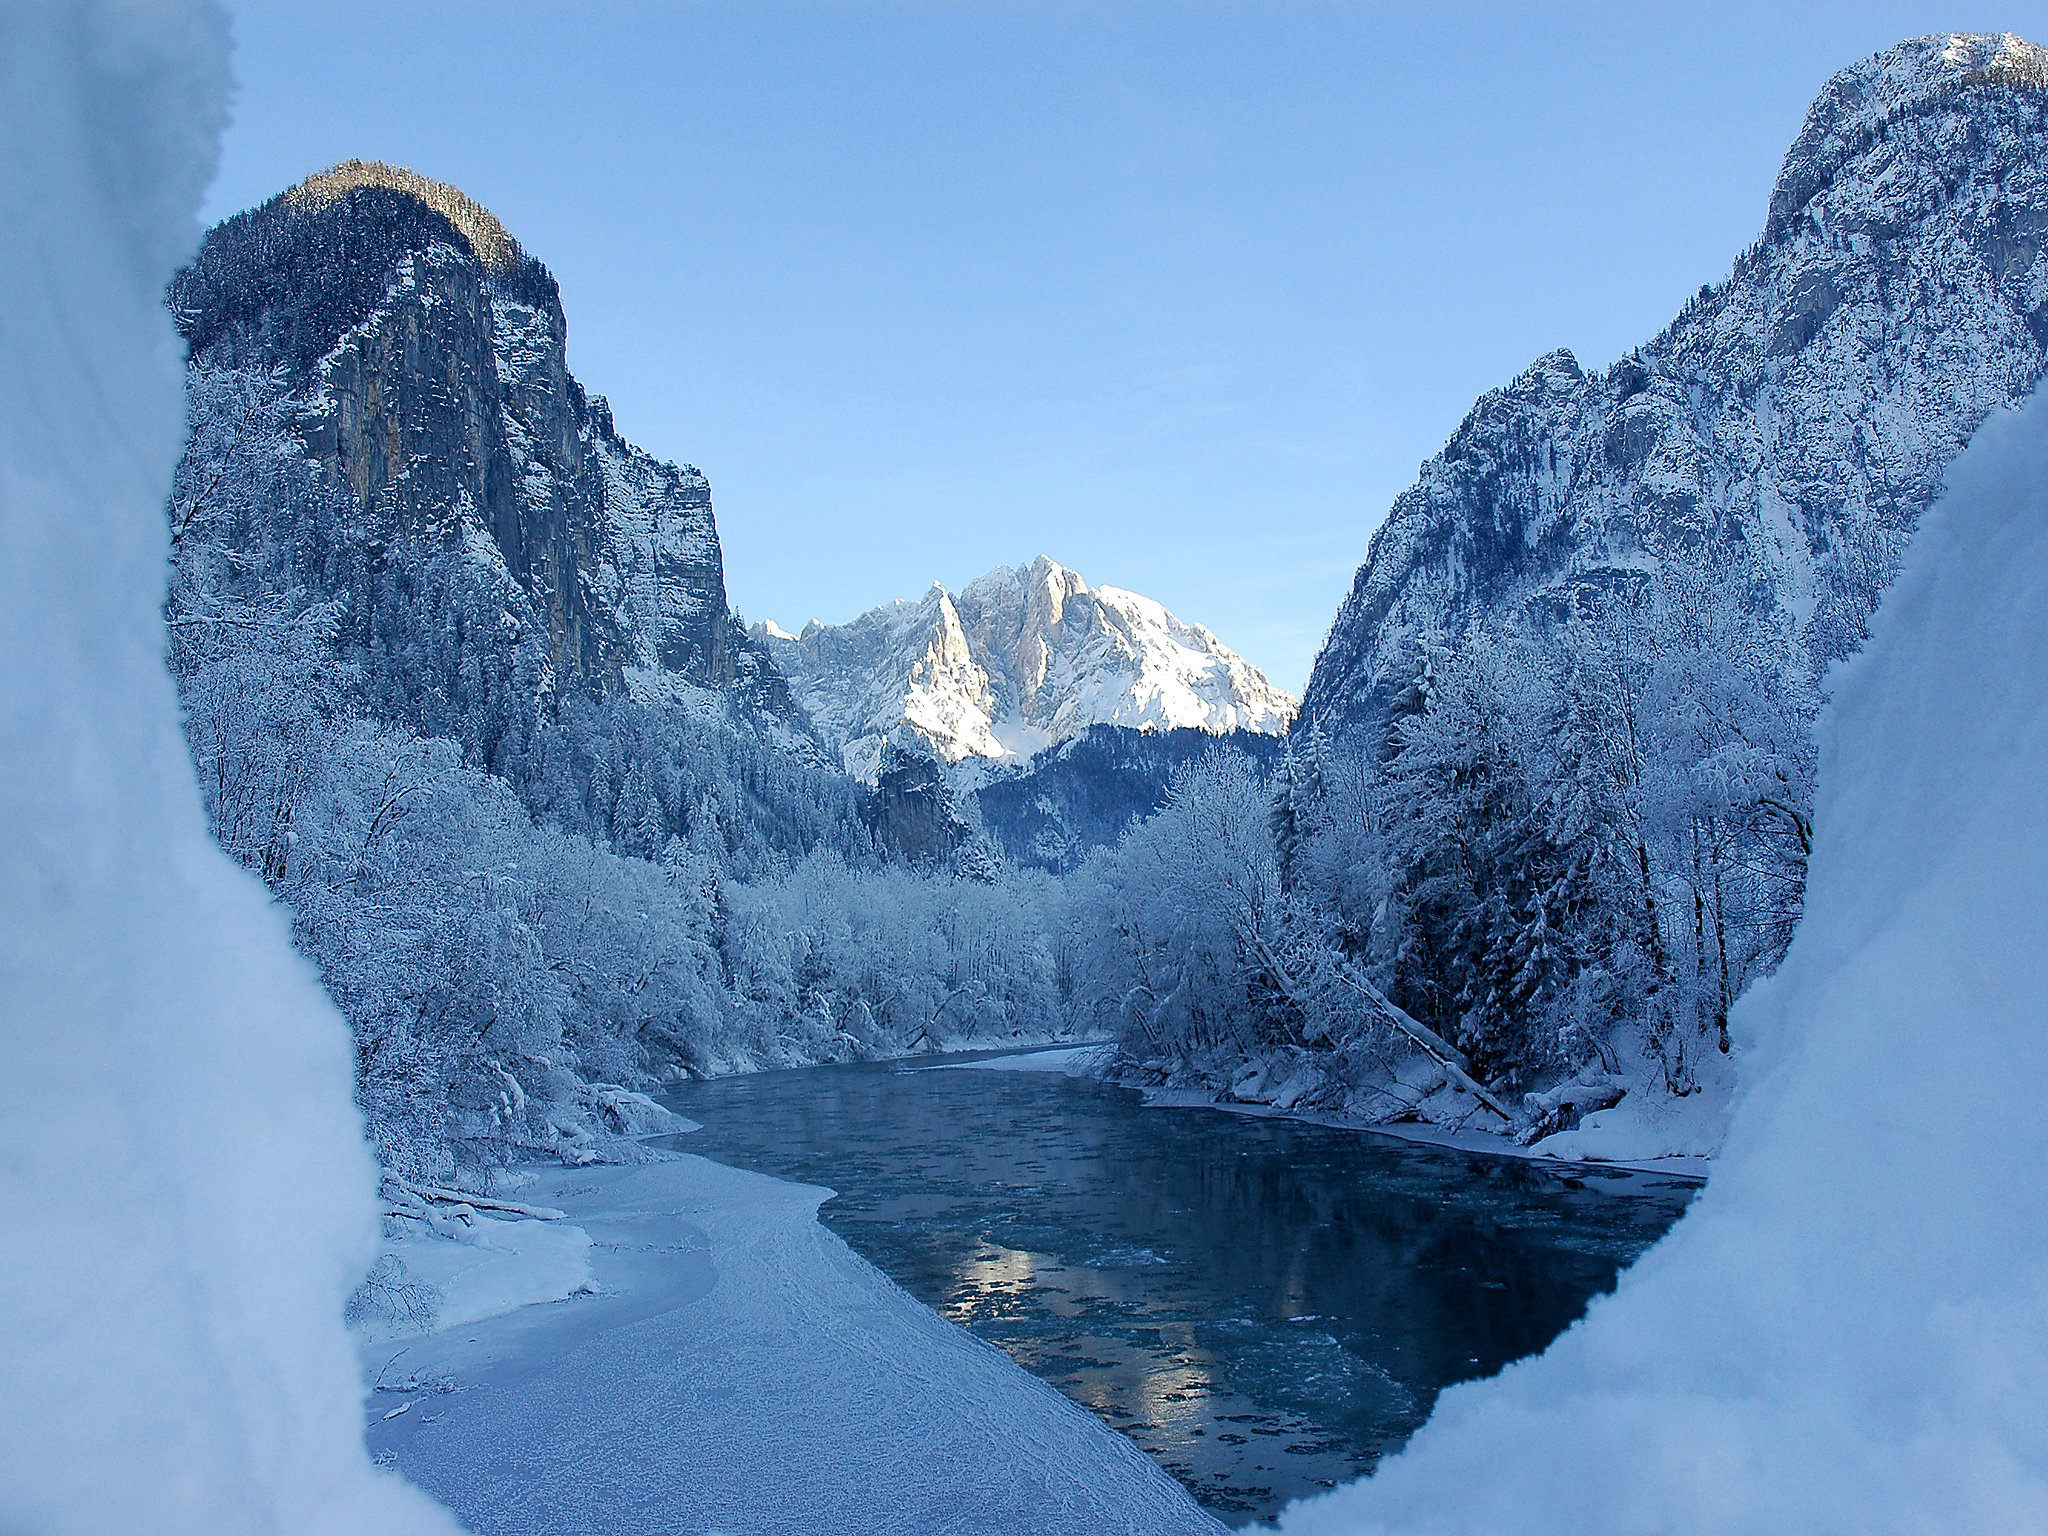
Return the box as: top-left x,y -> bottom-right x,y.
344,1254 -> 442,1338
719,852 -> 1067,1064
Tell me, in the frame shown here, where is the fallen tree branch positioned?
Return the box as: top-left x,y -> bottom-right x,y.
381,1174 -> 566,1221
1331,967 -> 1515,1123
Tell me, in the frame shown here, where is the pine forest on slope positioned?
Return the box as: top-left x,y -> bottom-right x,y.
170,161 -> 1079,1178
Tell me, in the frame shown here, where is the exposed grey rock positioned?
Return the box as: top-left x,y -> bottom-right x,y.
171,161 -> 799,731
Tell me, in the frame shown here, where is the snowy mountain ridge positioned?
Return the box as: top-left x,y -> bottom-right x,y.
756,555 -> 1296,778
1301,31 -> 2048,734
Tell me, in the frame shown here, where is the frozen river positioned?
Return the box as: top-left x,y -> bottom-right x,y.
666,1052 -> 1697,1525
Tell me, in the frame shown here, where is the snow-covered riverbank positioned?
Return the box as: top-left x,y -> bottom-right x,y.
1149,1094 -> 1713,1183
362,1154 -> 1222,1536
948,1046 -> 1713,1182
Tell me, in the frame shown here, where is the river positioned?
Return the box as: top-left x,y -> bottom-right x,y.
665,1051 -> 1696,1526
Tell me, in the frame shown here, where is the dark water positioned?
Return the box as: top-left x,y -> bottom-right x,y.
666,1054 -> 1695,1525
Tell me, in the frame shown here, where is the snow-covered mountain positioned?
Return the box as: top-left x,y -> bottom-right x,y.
756,556 -> 1296,777
1301,32 -> 2048,734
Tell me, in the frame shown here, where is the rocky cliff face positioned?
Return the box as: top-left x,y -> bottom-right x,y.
759,555 -> 1295,779
1301,33 -> 2048,732
171,160 -> 796,730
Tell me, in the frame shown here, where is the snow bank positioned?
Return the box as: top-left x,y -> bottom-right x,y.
1528,1034 -> 1735,1165
370,1156 -> 1220,1535
0,5 -> 457,1531
930,1044 -> 1116,1074
1531,1085 -> 1728,1165
360,1219 -> 596,1342
1272,390 -> 2048,1531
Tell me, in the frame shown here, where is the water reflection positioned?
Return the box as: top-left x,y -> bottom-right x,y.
666,1056 -> 1694,1525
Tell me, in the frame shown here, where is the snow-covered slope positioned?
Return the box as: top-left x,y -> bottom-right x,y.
758,555 -> 1296,777
367,1158 -> 1221,1535
1274,381 -> 2048,1534
0,6 -> 456,1531
1302,32 -> 2048,734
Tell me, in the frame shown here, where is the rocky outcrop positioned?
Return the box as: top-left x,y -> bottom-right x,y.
1302,33 -> 2048,732
171,160 -> 797,727
862,743 -> 975,866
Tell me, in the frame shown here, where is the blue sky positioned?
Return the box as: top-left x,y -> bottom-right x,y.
206,3 -> 2048,693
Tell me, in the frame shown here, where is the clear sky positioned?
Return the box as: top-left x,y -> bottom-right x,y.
204,3 -> 2048,694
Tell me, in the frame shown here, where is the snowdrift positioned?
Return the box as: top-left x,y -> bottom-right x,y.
0,4 -> 457,1531
1274,394 -> 2048,1529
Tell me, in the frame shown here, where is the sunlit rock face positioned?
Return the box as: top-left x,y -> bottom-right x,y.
758,555 -> 1296,779
1302,32 -> 2048,733
170,161 -> 798,730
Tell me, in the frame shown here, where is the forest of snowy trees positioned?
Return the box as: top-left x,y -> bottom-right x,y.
1065,550 -> 1826,1135
167,360 -> 1078,1181
166,99 -> 2004,1179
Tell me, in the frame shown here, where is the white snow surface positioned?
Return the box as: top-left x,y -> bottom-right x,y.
759,555 -> 1295,777
376,1218 -> 596,1338
367,1156 -> 1222,1536
0,5 -> 457,1532
1271,387 -> 2048,1532
1530,1073 -> 1732,1165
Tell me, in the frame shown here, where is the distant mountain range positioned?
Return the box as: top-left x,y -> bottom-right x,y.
755,556 -> 1294,780
167,25 -> 2048,841
165,28 -> 2048,875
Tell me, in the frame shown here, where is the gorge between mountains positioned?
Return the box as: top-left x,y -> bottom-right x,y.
169,32 -> 2048,1174
6,13 -> 2048,1536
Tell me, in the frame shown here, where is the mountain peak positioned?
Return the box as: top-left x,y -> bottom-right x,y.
283,159 -> 519,272
1769,33 -> 2048,234
1302,29 -> 2048,735
758,560 -> 1296,777
172,167 -> 806,729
